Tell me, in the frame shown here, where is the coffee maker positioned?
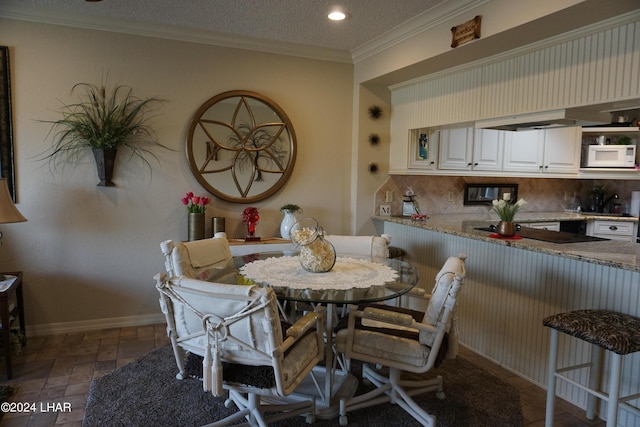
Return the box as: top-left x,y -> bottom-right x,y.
402,187 -> 421,217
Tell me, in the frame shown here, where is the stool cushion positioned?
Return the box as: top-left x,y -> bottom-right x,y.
543,309 -> 640,355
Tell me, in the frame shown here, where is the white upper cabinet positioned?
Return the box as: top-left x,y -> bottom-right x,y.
544,127 -> 582,173
503,126 -> 580,174
438,127 -> 474,170
438,127 -> 503,171
472,129 -> 505,171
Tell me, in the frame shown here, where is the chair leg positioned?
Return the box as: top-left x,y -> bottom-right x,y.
545,329 -> 559,427
606,353 -> 623,427
340,364 -> 439,427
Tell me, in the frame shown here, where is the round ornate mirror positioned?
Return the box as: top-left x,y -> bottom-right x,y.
186,90 -> 297,203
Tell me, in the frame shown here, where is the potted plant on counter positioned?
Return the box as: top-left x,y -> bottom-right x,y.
280,204 -> 302,239
589,184 -> 607,213
491,196 -> 527,237
40,81 -> 166,186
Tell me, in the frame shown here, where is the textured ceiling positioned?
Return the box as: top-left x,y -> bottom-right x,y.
1,0 -> 450,53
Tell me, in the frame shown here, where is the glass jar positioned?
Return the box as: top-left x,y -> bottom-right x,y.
289,218 -> 336,273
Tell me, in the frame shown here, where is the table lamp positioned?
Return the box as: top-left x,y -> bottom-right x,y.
0,179 -> 26,280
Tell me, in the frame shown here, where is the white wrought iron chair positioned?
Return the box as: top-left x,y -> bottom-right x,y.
160,237 -> 232,280
335,254 -> 467,426
155,273 -> 325,426
324,234 -> 390,262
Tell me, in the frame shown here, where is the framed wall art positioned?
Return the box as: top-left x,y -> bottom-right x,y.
0,46 -> 15,201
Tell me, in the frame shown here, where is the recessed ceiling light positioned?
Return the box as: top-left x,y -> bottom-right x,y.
328,10 -> 349,21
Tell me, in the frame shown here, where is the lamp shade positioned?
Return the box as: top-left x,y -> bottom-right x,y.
0,179 -> 26,224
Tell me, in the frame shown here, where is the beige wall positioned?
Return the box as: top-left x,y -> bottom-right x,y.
1,19 -> 353,331
3,0 -> 637,333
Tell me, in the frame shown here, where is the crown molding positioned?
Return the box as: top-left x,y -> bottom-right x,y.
351,0 -> 488,63
0,3 -> 353,63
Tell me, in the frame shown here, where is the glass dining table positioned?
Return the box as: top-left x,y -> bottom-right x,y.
224,251 -> 419,418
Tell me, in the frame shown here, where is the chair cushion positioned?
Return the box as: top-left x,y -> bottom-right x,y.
336,328 -> 431,367
172,238 -> 232,279
543,309 -> 640,355
334,304 -> 449,368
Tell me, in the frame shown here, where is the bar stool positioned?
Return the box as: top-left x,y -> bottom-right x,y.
543,309 -> 640,427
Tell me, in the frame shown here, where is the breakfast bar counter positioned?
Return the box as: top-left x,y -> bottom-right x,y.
374,213 -> 640,426
375,212 -> 640,272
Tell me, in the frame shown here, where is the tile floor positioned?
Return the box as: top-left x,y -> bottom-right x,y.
0,324 -> 605,426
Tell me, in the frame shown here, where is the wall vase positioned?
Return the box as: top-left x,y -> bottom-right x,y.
92,147 -> 118,187
188,212 -> 205,241
496,221 -> 516,237
280,210 -> 297,239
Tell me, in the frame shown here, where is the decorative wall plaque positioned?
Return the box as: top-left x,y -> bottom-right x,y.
451,15 -> 482,48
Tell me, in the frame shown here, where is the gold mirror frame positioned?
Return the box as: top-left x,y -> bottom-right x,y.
186,90 -> 297,203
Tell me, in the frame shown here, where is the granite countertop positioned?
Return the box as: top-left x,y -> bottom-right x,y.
374,212 -> 640,273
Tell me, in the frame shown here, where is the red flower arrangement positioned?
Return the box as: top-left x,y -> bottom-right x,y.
181,191 -> 210,214
242,207 -> 260,238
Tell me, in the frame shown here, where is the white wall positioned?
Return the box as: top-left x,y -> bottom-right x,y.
1,19 -> 353,333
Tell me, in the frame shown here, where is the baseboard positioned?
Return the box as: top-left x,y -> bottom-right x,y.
26,313 -> 166,337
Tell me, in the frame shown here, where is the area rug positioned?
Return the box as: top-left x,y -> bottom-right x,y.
0,385 -> 13,421
83,345 -> 523,427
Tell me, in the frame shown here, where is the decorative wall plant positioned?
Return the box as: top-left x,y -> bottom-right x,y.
39,81 -> 167,186
368,133 -> 380,146
368,105 -> 383,120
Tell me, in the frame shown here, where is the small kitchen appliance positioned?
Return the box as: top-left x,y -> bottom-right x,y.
586,145 -> 636,168
402,187 -> 421,217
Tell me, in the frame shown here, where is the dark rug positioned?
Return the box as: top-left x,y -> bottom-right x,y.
83,345 -> 523,427
0,385 -> 13,421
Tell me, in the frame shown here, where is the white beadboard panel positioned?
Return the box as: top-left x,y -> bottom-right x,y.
391,16 -> 640,129
382,221 -> 640,425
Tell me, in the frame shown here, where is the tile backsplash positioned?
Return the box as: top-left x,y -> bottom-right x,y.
375,175 -> 640,217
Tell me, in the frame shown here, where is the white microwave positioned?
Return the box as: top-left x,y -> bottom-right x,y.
587,145 -> 636,168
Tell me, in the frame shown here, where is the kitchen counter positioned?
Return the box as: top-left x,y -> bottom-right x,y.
375,212 -> 640,425
374,212 -> 640,272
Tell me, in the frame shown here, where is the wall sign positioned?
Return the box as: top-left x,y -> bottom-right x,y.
451,15 -> 482,48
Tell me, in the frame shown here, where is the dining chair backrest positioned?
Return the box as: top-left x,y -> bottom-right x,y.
160,237 -> 232,280
324,234 -> 390,262
420,254 -> 466,346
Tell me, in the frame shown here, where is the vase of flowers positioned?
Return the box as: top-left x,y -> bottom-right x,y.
491,196 -> 527,237
242,207 -> 260,241
181,192 -> 210,241
279,204 -> 302,239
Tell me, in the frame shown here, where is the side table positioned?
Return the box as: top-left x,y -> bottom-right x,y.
0,272 -> 25,379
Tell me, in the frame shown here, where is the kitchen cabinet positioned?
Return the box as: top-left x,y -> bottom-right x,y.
586,219 -> 635,242
406,128 -> 439,170
503,126 -> 581,174
438,127 -> 474,170
522,221 -> 560,231
438,127 -> 503,171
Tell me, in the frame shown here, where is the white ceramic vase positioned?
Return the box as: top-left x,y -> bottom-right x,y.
280,210 -> 298,239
